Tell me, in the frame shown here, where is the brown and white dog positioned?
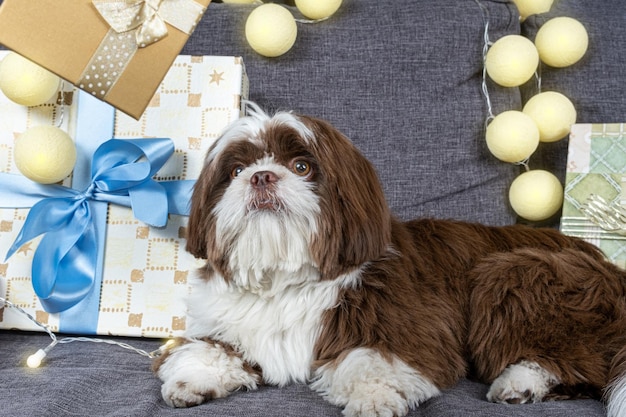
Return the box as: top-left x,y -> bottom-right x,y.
154,103 -> 626,417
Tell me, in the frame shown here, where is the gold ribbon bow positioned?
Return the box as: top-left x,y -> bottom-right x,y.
78,0 -> 205,102
93,0 -> 205,47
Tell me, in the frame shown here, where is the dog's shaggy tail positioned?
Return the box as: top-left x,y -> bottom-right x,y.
606,345 -> 626,416
605,264 -> 626,417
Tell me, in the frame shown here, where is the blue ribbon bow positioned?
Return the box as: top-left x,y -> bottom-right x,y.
1,138 -> 194,314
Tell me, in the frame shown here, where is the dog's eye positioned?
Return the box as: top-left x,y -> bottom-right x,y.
292,160 -> 311,177
231,166 -> 245,178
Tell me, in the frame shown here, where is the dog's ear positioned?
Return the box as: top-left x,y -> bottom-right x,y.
185,160 -> 214,259
299,116 -> 392,278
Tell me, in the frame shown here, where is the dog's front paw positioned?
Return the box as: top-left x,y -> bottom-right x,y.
342,385 -> 408,417
312,348 -> 440,417
155,339 -> 260,408
161,376 -> 227,408
487,361 -> 560,404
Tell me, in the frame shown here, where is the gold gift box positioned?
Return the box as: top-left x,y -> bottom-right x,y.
0,0 -> 211,119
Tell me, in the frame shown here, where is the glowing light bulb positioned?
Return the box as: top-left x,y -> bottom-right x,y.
27,349 -> 47,368
161,339 -> 176,351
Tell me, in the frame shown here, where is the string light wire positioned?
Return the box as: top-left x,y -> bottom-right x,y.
475,0 -> 539,172
0,296 -> 164,368
475,0 -> 495,127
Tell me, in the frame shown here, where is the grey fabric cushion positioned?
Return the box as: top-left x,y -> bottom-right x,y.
183,0 -> 521,225
521,0 -> 626,187
0,331 -> 607,416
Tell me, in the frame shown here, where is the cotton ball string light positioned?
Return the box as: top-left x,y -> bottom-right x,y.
486,111 -> 540,163
295,0 -> 342,20
485,35 -> 539,87
509,170 -> 563,221
522,91 -> 576,142
478,7 -> 588,223
222,0 -> 256,3
0,52 -> 60,106
14,125 -> 77,184
511,0 -> 554,21
245,4 -> 297,58
534,17 -> 588,68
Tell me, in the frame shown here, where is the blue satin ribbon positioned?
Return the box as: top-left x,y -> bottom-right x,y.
1,138 -> 194,314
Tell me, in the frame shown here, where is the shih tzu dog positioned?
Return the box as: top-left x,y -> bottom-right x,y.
154,103 -> 626,417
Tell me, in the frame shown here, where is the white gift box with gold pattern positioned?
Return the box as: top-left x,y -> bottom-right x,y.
0,53 -> 248,337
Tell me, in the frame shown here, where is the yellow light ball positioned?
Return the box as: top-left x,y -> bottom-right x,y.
509,170 -> 563,221
535,17 -> 589,68
523,91 -> 576,142
486,111 -> 540,163
511,0 -> 554,21
222,0 -> 256,3
14,125 -> 77,184
295,0 -> 342,20
245,4 -> 297,58
0,52 -> 60,106
485,35 -> 539,87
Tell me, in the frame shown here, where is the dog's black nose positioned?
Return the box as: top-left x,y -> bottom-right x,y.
250,171 -> 279,188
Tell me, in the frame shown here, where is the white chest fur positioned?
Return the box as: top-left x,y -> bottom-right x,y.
185,269 -> 360,386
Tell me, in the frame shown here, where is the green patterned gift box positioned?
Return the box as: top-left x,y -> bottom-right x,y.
560,123 -> 626,268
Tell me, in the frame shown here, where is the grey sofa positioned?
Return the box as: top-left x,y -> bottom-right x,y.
0,0 -> 624,416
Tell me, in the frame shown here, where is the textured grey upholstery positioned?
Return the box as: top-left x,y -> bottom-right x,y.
182,0 -> 521,225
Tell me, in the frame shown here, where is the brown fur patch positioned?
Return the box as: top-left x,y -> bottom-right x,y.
315,218 -> 626,396
468,248 -> 626,386
298,116 -> 391,278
